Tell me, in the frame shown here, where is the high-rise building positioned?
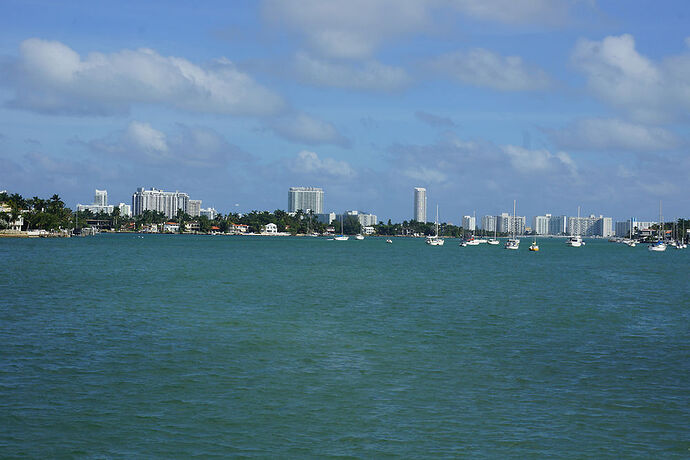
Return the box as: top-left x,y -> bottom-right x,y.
413,187 -> 427,222
77,189 -> 113,214
132,187 -> 191,218
533,214 -> 567,235
117,203 -> 132,217
481,215 -> 497,232
568,214 -> 613,237
288,187 -> 324,214
615,219 -> 656,237
462,215 -> 476,231
94,189 -> 107,206
497,212 -> 525,234
188,200 -> 202,217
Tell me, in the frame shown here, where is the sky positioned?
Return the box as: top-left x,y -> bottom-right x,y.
1,0 -> 689,223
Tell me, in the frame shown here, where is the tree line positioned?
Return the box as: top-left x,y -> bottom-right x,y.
3,191 -> 689,238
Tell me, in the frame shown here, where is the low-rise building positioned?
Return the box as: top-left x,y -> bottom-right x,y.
263,223 -> 278,234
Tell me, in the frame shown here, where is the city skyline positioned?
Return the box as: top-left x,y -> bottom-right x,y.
1,2 -> 689,221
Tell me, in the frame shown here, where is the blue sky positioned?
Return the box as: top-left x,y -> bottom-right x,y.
1,0 -> 689,223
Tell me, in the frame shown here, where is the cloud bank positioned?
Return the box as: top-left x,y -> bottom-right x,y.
5,38 -> 284,116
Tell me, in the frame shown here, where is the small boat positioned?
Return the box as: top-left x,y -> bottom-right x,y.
426,205 -> 445,246
648,201 -> 666,252
386,239 -> 392,244
504,200 -> 520,250
334,214 -> 348,241
355,234 -> 365,240
487,224 -> 499,245
566,235 -> 583,247
529,238 -> 539,251
567,206 -> 584,247
648,241 -> 667,252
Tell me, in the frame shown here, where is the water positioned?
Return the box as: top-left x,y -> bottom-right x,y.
1,234 -> 689,458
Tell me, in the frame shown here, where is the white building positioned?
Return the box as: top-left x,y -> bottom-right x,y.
0,203 -> 23,231
200,207 -> 217,219
413,187 -> 427,222
481,215 -> 497,232
77,189 -> 114,214
132,187 -> 194,218
263,223 -> 278,234
288,187 -> 324,214
117,203 -> 131,217
94,189 -> 107,206
462,215 -> 476,231
188,200 -> 202,217
496,213 -> 526,235
342,210 -> 378,227
615,219 -> 657,237
362,226 -> 376,235
163,222 -> 180,233
533,214 -> 567,235
568,215 -> 613,237
316,212 -> 336,225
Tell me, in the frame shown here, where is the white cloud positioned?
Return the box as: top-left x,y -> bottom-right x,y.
263,0 -> 429,59
263,1 -> 588,60
293,52 -> 411,91
7,38 -> 284,116
429,48 -> 551,91
571,34 -> 690,123
415,111 -> 457,128
549,118 -> 681,152
89,121 -> 250,167
270,113 -> 349,146
503,145 -> 577,175
402,166 -> 448,184
124,121 -> 169,154
291,150 -> 355,177
448,0 -> 575,26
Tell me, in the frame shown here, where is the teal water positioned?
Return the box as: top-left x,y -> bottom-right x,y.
1,234 -> 689,458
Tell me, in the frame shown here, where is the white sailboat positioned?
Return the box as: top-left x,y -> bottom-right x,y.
487,222 -> 499,245
566,206 -> 584,247
648,201 -> 666,252
334,214 -> 349,241
625,217 -> 636,247
465,210 -> 480,245
504,200 -> 519,250
426,205 -> 445,246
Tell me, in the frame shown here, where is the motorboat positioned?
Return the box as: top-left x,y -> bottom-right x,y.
566,235 -> 583,247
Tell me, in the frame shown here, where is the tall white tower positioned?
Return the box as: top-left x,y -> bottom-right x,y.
94,189 -> 107,206
414,187 -> 427,223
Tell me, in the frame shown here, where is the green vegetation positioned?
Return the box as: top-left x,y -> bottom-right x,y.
0,192 -> 72,231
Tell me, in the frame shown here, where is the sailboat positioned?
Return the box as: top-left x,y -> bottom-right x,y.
566,206 -> 584,247
465,210 -> 480,245
426,205 -> 444,246
625,217 -> 636,247
334,214 -> 349,241
487,221 -> 499,245
504,200 -> 519,250
677,220 -> 687,249
648,201 -> 666,252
